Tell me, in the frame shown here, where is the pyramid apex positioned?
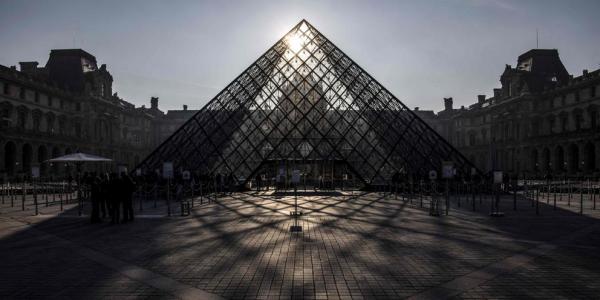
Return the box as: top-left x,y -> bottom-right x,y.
295,19 -> 311,27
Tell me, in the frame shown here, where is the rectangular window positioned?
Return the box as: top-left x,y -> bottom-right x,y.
75,123 -> 81,137
33,117 -> 40,131
18,111 -> 26,129
47,118 -> 54,133
19,87 -> 25,99
34,92 -> 39,103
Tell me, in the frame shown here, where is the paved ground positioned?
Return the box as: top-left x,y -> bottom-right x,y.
1,190 -> 599,299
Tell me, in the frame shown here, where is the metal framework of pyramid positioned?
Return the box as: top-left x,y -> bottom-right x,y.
137,20 -> 477,185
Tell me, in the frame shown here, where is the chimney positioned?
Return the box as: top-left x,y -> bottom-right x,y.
477,95 -> 486,104
583,69 -> 588,76
183,105 -> 188,111
493,88 -> 501,98
444,97 -> 453,111
19,61 -> 39,73
150,97 -> 159,110
414,107 -> 419,111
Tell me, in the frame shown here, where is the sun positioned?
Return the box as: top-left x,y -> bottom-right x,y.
286,33 -> 305,53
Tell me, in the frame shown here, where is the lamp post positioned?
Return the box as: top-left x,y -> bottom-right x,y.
299,142 -> 311,192
262,143 -> 273,190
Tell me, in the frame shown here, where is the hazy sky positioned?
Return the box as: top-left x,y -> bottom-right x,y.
1,0 -> 599,112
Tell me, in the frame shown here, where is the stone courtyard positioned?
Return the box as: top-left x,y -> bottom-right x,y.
1,191 -> 600,299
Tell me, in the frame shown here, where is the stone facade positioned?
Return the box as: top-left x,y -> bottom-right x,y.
0,49 -> 189,179
423,49 -> 600,178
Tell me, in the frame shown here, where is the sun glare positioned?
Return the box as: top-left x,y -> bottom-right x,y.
286,33 -> 305,53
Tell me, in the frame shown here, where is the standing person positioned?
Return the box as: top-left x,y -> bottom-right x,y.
215,173 -> 222,195
109,173 -> 121,224
90,176 -> 102,223
99,173 -> 110,219
175,179 -> 184,202
121,173 -> 136,223
255,173 -> 261,192
227,173 -> 235,195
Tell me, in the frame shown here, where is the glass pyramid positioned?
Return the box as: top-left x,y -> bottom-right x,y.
138,20 -> 477,185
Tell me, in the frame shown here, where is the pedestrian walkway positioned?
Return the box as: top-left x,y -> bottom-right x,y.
1,192 -> 599,299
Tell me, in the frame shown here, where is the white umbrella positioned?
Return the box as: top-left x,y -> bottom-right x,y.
45,152 -> 112,163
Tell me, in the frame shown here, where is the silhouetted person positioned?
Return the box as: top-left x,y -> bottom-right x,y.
121,173 -> 136,223
255,174 -> 261,192
90,176 -> 102,223
109,173 -> 121,224
392,172 -> 399,194
99,173 -> 110,219
227,173 -> 235,194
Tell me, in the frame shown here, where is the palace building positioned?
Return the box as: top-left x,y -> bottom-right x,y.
0,49 -> 190,179
422,49 -> 600,178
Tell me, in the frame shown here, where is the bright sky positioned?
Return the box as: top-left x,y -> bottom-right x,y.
1,0 -> 599,112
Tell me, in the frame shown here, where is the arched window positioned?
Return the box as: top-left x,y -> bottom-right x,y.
589,109 -> 598,129
554,146 -> 565,172
22,144 -> 32,173
584,143 -> 596,172
37,146 -> 48,175
531,149 -> 539,171
468,132 -> 476,146
568,144 -> 579,172
4,141 -> 16,176
542,148 -> 551,172
46,113 -> 55,134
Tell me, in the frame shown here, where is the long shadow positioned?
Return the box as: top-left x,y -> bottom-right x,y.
0,190 -> 599,299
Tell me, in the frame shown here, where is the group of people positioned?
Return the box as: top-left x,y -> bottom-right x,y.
83,172 -> 136,224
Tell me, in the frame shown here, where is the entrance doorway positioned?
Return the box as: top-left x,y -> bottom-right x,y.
251,159 -> 362,191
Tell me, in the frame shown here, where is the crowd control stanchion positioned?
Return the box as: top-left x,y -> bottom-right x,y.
77,184 -> 82,217
513,178 -> 518,211
419,181 -> 423,208
580,181 -> 584,215
552,182 -> 556,210
535,187 -> 540,215
568,180 -> 572,206
10,183 -> 14,207
199,182 -> 203,205
167,180 -> 171,217
153,184 -> 158,208
593,180 -> 597,210
139,185 -> 143,212
22,182 -> 26,211
190,182 -> 195,208
445,179 -> 449,216
60,185 -> 63,211
33,179 -> 38,216
45,181 -> 48,207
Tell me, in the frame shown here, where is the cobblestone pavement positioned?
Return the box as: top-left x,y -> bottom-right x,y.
1,191 -> 599,299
